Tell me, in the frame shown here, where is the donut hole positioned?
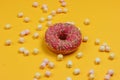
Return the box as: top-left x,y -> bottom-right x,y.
59,33 -> 67,40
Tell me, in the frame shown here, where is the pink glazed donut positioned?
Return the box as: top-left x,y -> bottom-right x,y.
45,23 -> 82,55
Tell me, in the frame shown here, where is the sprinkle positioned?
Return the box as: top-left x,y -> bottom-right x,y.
19,47 -> 25,53
17,12 -> 23,18
50,10 -> 56,16
83,36 -> 88,42
63,8 -> 68,13
32,2 -> 39,8
99,45 -> 105,52
39,17 -> 45,23
104,74 -> 111,80
33,32 -> 39,39
33,48 -> 39,55
34,72 -> 41,79
66,22 -> 75,25
95,57 -> 101,64
84,18 -> 90,25
40,62 -> 46,69
45,70 -> 51,77
88,69 -> 94,75
33,78 -> 38,80
23,49 -> 29,56
56,8 -> 62,13
47,21 -> 52,27
48,62 -> 55,69
61,2 -> 67,7
109,52 -> 115,60
107,69 -> 114,76
59,0 -> 65,3
105,46 -> 111,52
24,17 -> 30,23
18,37 -> 25,43
41,4 -> 48,9
5,39 -> 12,46
66,60 -> 73,68
95,39 -> 100,45
47,15 -> 53,21
66,77 -> 72,80
89,74 -> 95,80
37,24 -> 42,30
25,29 -> 30,35
73,68 -> 80,75
43,7 -> 48,12
102,42 -> 108,46
20,31 -> 26,36
76,52 -> 83,59
5,24 -> 11,29
57,54 -> 63,61
43,58 -> 49,65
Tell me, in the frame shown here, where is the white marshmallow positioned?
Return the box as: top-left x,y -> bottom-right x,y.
66,60 -> 73,68
39,17 -> 45,22
24,17 -> 30,23
83,36 -> 88,42
34,72 -> 41,79
73,68 -> 80,75
84,18 -> 90,25
32,2 -> 39,7
109,52 -> 115,60
33,48 -> 39,55
66,77 -> 72,80
95,39 -> 100,45
37,24 -> 42,30
5,39 -> 12,46
76,52 -> 83,59
18,37 -> 25,43
33,32 -> 39,39
95,57 -> 101,64
17,12 -> 23,18
48,62 -> 55,69
5,24 -> 11,29
99,45 -> 105,52
57,54 -> 63,61
19,47 -> 25,53
45,71 -> 51,77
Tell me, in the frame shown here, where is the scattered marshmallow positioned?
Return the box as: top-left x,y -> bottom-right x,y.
17,12 -> 23,18
48,62 -> 55,69
40,62 -> 46,69
5,39 -> 12,46
76,52 -> 83,59
109,52 -> 115,60
24,17 -> 30,23
34,72 -> 41,79
45,70 -> 51,77
66,60 -> 73,68
99,45 -> 105,52
61,2 -> 67,7
95,39 -> 100,45
33,48 -> 39,55
43,58 -> 49,65
33,32 -> 39,39
84,18 -> 90,25
66,77 -> 72,80
104,74 -> 111,80
56,8 -> 62,13
63,8 -> 68,13
18,37 -> 25,43
19,47 -> 25,53
37,24 -> 42,30
107,69 -> 114,76
5,24 -> 11,29
95,57 -> 101,64
32,2 -> 39,8
47,15 -> 53,21
50,10 -> 56,16
57,54 -> 63,61
105,46 -> 111,52
73,68 -> 80,75
39,17 -> 45,23
47,21 -> 52,27
83,36 -> 88,42
89,74 -> 95,80
23,49 -> 30,56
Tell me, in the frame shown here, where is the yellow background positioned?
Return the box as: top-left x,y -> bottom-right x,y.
0,0 -> 120,80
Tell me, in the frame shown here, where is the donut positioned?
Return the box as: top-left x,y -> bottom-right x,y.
45,23 -> 82,55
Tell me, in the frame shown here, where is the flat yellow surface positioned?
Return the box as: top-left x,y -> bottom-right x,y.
0,0 -> 120,80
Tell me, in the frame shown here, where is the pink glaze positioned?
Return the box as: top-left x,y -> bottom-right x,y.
45,23 -> 82,55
